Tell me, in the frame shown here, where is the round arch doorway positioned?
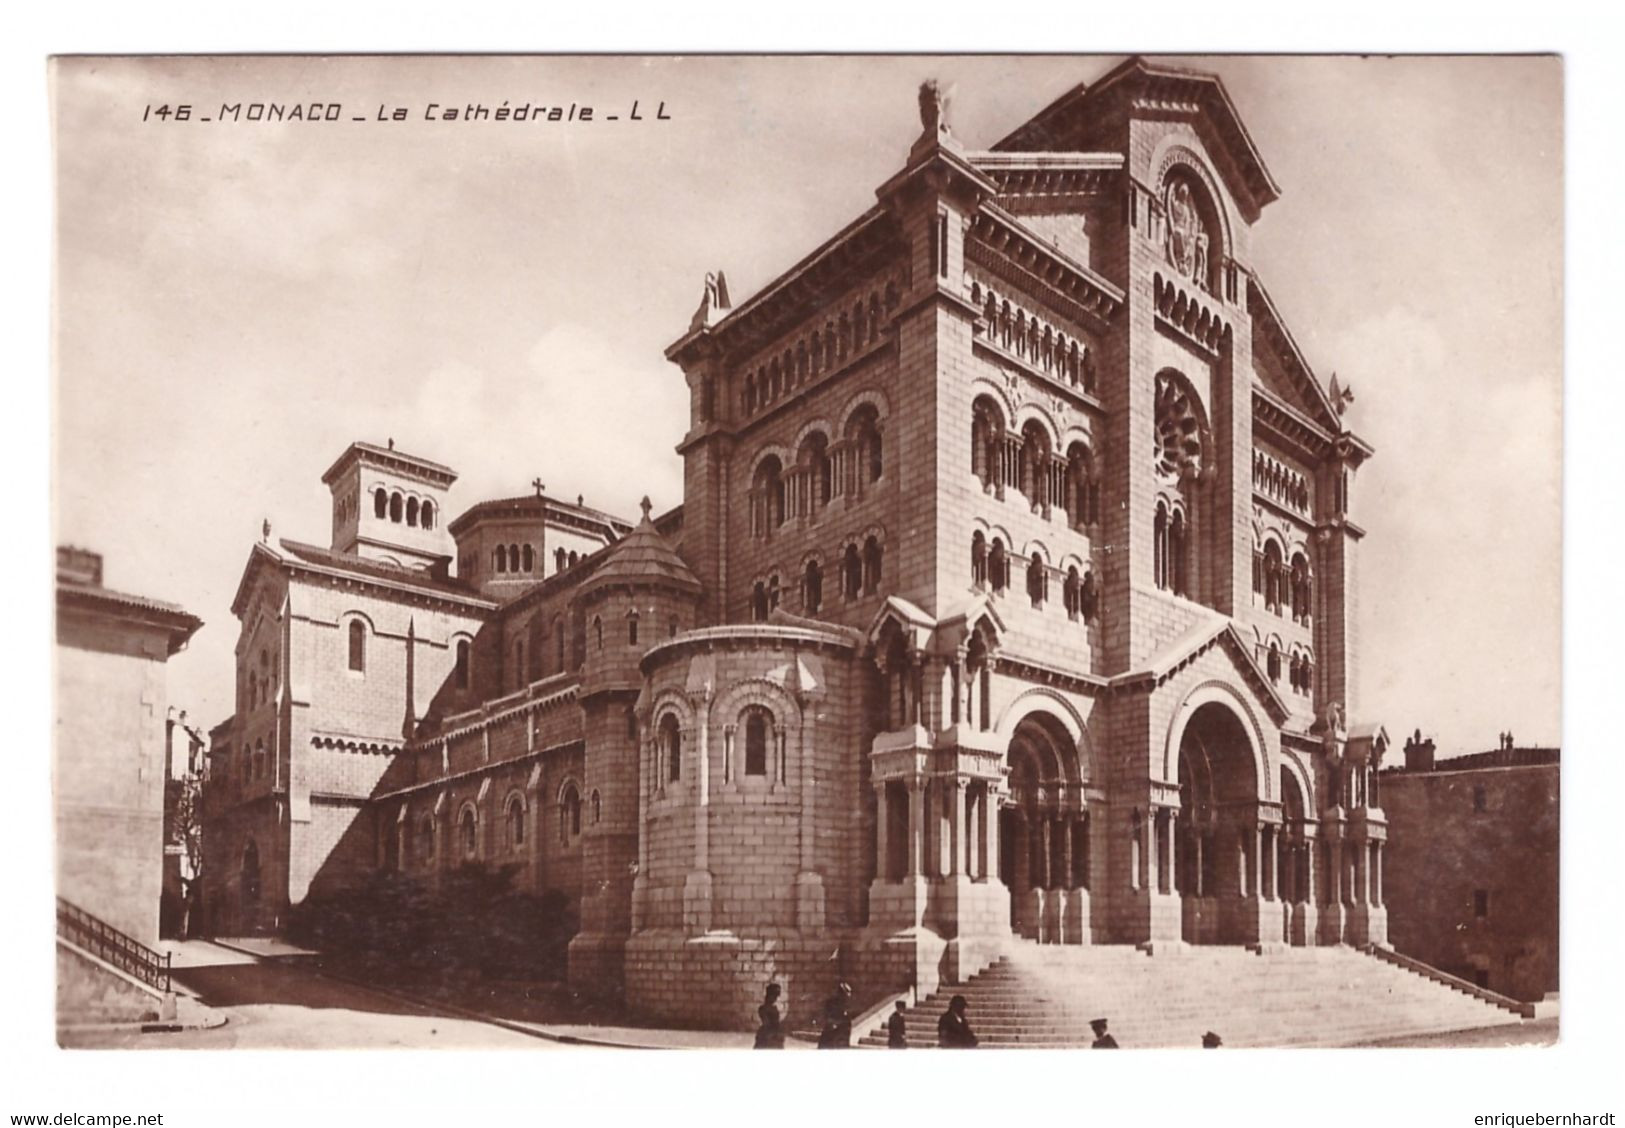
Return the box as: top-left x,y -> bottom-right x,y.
1176,701 -> 1268,945
997,713 -> 1089,943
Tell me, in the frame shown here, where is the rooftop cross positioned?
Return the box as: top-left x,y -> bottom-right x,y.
532,477 -> 546,498
640,495 -> 653,522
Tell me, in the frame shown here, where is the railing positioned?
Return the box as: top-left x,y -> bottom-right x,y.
1363,943 -> 1533,1019
56,897 -> 172,994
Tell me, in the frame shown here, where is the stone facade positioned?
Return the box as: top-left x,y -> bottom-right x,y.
202,58 -> 1391,1030
1380,735 -> 1559,1002
56,546 -> 201,1023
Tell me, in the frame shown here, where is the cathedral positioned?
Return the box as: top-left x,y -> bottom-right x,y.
202,57 -> 1390,1029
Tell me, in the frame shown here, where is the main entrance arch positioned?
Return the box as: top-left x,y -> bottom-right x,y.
998,712 -> 1089,943
1176,700 -> 1273,945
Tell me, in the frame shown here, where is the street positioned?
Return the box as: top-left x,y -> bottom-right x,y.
61,940 -> 567,1049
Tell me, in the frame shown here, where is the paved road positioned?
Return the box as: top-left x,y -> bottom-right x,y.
63,941 -> 566,1049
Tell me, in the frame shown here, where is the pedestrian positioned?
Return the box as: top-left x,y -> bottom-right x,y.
753,983 -> 786,1049
1201,1030 -> 1222,1049
816,982 -> 853,1049
1089,1017 -> 1118,1048
937,994 -> 979,1048
887,999 -> 909,1049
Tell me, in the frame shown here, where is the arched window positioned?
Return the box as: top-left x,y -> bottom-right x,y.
417,814 -> 436,869
569,550 -> 579,567
522,544 -> 534,572
1169,509 -> 1188,597
421,501 -> 435,530
627,610 -> 640,646
803,559 -> 823,614
406,497 -> 420,527
1290,552 -> 1312,624
507,545 -> 520,573
460,806 -> 478,860
989,538 -> 1008,594
555,547 -> 567,573
797,432 -> 832,513
1081,570 -> 1098,623
659,713 -> 682,784
752,455 -> 786,535
241,840 -> 261,902
591,790 -> 602,824
373,489 -> 388,519
454,639 -> 470,689
843,544 -> 863,600
972,531 -> 988,586
752,582 -> 769,622
1027,552 -> 1047,607
1064,566 -> 1081,619
347,620 -> 366,672
767,573 -> 781,613
494,547 -> 507,574
743,707 -> 772,777
1066,442 -> 1096,527
1267,642 -> 1282,683
389,492 -> 403,523
1263,542 -> 1284,613
593,616 -> 604,650
1020,421 -> 1051,507
846,404 -> 883,489
560,784 -> 582,843
971,396 -> 1004,489
506,795 -> 525,850
863,536 -> 883,594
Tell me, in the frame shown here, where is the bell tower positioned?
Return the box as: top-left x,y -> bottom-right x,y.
321,440 -> 458,570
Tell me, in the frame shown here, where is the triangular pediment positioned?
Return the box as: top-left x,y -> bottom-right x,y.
1111,617 -> 1291,725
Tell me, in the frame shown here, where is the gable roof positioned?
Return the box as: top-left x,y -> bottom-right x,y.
994,56 -> 1281,223
229,539 -> 496,618
1109,614 -> 1291,724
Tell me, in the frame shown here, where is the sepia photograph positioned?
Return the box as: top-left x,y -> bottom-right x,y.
46,53 -> 1567,1062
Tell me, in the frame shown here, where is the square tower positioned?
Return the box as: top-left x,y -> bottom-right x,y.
322,441 -> 458,571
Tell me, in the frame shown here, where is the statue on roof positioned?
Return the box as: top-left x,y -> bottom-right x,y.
688,270 -> 733,332
1328,373 -> 1355,416
918,79 -> 954,138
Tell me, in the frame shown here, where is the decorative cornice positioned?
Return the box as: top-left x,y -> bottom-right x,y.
966,205 -> 1125,329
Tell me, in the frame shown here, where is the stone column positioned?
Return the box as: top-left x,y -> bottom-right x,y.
948,778 -> 964,877
906,777 -> 925,878
1193,829 -> 1205,897
1061,818 -> 1075,890
1374,842 -> 1384,905
983,790 -> 999,882
1166,809 -> 1179,895
874,783 -> 890,882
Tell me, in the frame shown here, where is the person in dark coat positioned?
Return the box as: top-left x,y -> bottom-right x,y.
816,982 -> 853,1048
753,983 -> 786,1049
886,1000 -> 909,1049
937,995 -> 979,1048
1201,1030 -> 1222,1048
1090,1017 -> 1119,1048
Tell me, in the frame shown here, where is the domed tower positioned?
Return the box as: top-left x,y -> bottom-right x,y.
567,497 -> 702,993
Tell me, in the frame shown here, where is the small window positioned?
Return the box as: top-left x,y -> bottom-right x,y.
460,807 -> 478,859
421,500 -> 435,530
389,492 -> 403,523
522,544 -> 534,573
348,620 -> 366,672
744,708 -> 771,777
593,616 -> 604,650
373,489 -> 388,519
660,714 -> 682,783
507,797 -> 525,849
495,548 -> 507,573
591,790 -> 602,825
555,547 -> 567,573
454,639 -> 471,689
1472,785 -> 1488,813
561,785 -> 582,841
863,537 -> 883,594
627,611 -> 640,646
803,559 -> 823,614
417,815 -> 436,869
406,497 -> 420,527
1474,889 -> 1489,918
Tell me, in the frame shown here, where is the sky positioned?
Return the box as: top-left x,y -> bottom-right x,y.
51,54 -> 1563,757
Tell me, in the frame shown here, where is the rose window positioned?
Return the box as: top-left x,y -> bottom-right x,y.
1154,373 -> 1205,481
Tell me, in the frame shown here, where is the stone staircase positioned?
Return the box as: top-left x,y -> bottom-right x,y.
858,943 -> 1528,1048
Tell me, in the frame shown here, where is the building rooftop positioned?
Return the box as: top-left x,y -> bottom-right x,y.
447,492 -> 633,540
56,547 -> 203,655
320,441 -> 458,488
